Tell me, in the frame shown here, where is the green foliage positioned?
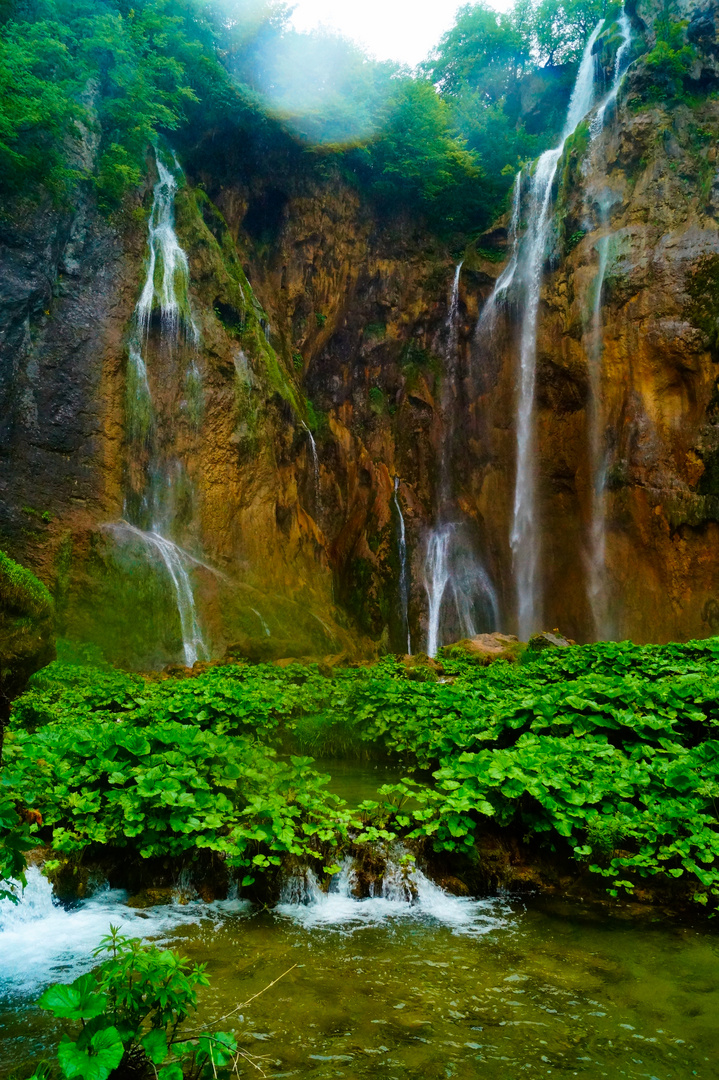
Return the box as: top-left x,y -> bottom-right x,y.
0,0 -> 201,205
8,639 -> 719,907
368,386 -> 387,416
0,788 -> 33,902
36,928 -> 244,1080
636,16 -> 696,104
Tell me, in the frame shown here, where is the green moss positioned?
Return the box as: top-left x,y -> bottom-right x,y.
368,386 -> 388,416
0,550 -> 55,711
0,550 -> 53,619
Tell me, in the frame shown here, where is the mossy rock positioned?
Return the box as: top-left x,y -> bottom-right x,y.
0,550 -> 55,716
440,633 -> 526,665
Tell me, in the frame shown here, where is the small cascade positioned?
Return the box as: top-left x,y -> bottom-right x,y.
584,11 -> 632,639
0,868 -> 247,1000
510,20 -> 605,641
302,421 -> 321,512
275,851 -> 510,936
393,477 -> 411,654
422,263 -> 498,656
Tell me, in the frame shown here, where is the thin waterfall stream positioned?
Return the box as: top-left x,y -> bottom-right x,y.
585,10 -> 633,639
393,476 -> 411,653
115,149 -> 210,667
423,264 -> 498,656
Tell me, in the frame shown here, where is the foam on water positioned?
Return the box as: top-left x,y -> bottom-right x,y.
0,868 -> 248,1001
275,856 -> 511,936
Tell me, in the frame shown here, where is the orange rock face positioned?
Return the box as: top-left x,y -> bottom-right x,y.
3,66 -> 719,660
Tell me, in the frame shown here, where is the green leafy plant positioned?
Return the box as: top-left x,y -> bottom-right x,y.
35,928 -> 268,1080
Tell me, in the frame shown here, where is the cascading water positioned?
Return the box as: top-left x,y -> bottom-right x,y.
423,263 -> 498,656
136,155 -> 199,342
393,477 -> 411,653
276,850 -> 510,936
114,149 -> 210,666
424,526 -> 452,660
509,20 -> 605,641
0,867 -> 247,1000
591,10 -> 633,138
584,11 -> 633,639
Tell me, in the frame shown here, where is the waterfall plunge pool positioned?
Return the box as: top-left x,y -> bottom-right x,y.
1,757 -> 717,1079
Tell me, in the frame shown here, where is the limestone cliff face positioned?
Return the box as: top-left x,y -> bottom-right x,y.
3,2 -> 719,661
462,0 -> 719,642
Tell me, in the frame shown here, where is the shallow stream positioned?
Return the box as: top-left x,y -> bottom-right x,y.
1,763 -> 717,1079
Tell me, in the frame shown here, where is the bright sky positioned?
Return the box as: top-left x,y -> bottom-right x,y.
289,0 -> 512,67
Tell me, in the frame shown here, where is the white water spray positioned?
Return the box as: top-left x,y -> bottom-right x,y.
424,526 -> 452,659
511,21 -> 605,641
276,851 -> 510,936
591,10 -> 633,138
0,868 -> 248,1000
393,477 -> 411,654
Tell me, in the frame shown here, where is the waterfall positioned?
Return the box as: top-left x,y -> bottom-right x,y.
591,10 -> 633,138
393,477 -> 411,654
585,10 -> 633,639
424,526 -> 452,659
302,422 -> 321,512
510,20 -> 605,641
104,523 -> 208,668
276,850 -> 510,936
475,170 -> 522,342
116,149 -> 209,666
423,524 -> 498,659
136,155 -> 198,342
422,263 -> 498,657
438,262 -> 463,511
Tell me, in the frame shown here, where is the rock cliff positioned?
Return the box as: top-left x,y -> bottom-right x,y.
2,1 -> 719,663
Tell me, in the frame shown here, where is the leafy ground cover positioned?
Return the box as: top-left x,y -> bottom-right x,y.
29,928 -> 268,1080
4,638 -> 719,909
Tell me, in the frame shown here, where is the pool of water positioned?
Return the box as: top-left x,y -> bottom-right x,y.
1,864 -> 717,1079
310,758 -> 406,806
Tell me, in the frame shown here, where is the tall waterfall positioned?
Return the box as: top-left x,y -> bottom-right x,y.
116,149 -> 209,667
393,477 -> 411,654
422,264 -> 498,656
585,10 -> 632,639
508,20 -> 605,641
